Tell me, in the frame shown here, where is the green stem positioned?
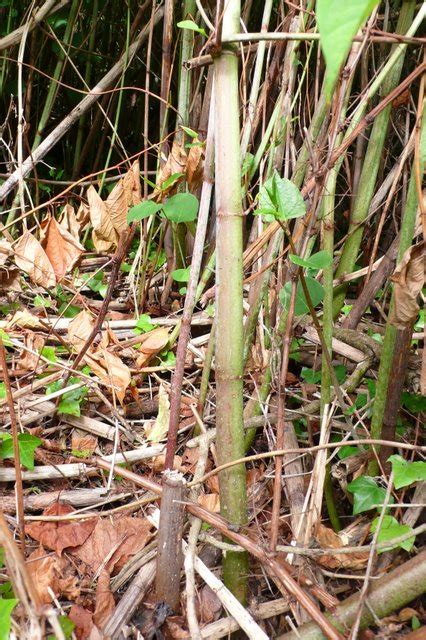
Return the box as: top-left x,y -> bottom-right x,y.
32,0 -> 80,151
214,0 -> 248,604
368,161 -> 419,475
332,1 -> 416,317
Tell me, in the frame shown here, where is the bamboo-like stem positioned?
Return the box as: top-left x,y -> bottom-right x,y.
333,1 -> 416,317
0,340 -> 26,552
368,163 -> 419,475
165,96 -> 214,468
72,0 -> 99,177
277,551 -> 426,640
213,0 -> 248,603
32,0 -> 80,151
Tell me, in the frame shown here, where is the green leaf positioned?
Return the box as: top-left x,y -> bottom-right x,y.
0,329 -> 12,347
289,250 -> 332,270
388,455 -> 426,490
127,200 -> 162,223
34,295 -> 51,308
401,392 -> 426,413
40,346 -> 57,363
0,383 -> 5,399
317,0 -> 380,99
0,599 -> 18,640
171,266 -> 191,283
412,616 -> 421,631
347,476 -> 389,515
180,126 -> 199,139
163,193 -> 199,223
267,171 -> 306,220
160,172 -> 185,191
301,367 -> 321,384
134,314 -> 157,334
337,445 -> 361,460
371,515 -> 415,553
279,275 -> 324,316
177,19 -> 207,37
58,399 -> 81,416
0,433 -> 41,471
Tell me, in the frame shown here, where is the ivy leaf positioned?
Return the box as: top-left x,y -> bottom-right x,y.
0,433 -> 42,471
371,515 -> 415,553
317,0 -> 380,99
171,266 -> 191,283
347,476 -> 391,515
388,455 -> 426,490
162,193 -> 199,223
0,382 -> 5,399
0,599 -> 18,640
127,201 -> 162,223
134,314 -> 157,335
279,275 -> 324,316
177,19 -> 207,37
267,171 -> 306,221
289,250 -> 333,270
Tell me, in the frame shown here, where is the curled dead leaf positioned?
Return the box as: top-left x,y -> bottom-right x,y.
87,185 -> 118,252
25,502 -> 96,556
14,231 -> 56,287
41,216 -> 84,280
390,242 -> 425,329
6,309 -> 44,330
85,348 -> 131,404
69,605 -> 95,640
186,142 -> 204,188
315,523 -> 369,570
155,139 -> 187,196
136,327 -> 170,367
198,493 -> 220,513
0,240 -> 12,266
27,546 -> 80,605
68,310 -> 94,352
93,570 -> 115,630
18,332 -> 45,371
59,203 -> 82,241
106,179 -> 128,235
145,383 -> 170,443
73,516 -> 153,574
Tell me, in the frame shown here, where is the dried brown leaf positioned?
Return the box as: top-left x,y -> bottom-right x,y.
41,216 -> 84,280
71,429 -> 98,455
59,203 -> 82,242
93,570 -> 115,630
123,159 -> 142,206
6,309 -> 44,330
14,231 -> 56,287
186,142 -> 204,187
19,332 -> 45,370
26,546 -> 80,605
0,240 -> 12,266
106,179 -> 128,235
0,267 -> 21,292
85,348 -> 131,404
199,585 -> 222,624
73,516 -> 153,574
25,502 -> 96,556
68,310 -> 94,352
198,493 -> 220,512
69,605 -> 95,640
390,242 -> 425,329
315,524 -> 369,570
155,139 -> 187,196
87,185 -> 117,252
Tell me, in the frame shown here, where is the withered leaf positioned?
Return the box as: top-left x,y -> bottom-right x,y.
73,516 -> 153,574
59,203 -> 82,241
145,383 -> 170,443
315,523 -> 369,570
93,570 -> 115,630
198,493 -> 220,513
87,185 -> 118,252
155,138 -> 187,196
85,348 -> 131,404
199,584 -> 222,624
136,327 -> 170,368
69,605 -> 95,640
14,231 -> 56,287
390,242 -> 425,329
106,179 -> 128,235
68,310 -> 94,352
25,502 -> 96,556
27,546 -> 80,605
41,216 -> 84,281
